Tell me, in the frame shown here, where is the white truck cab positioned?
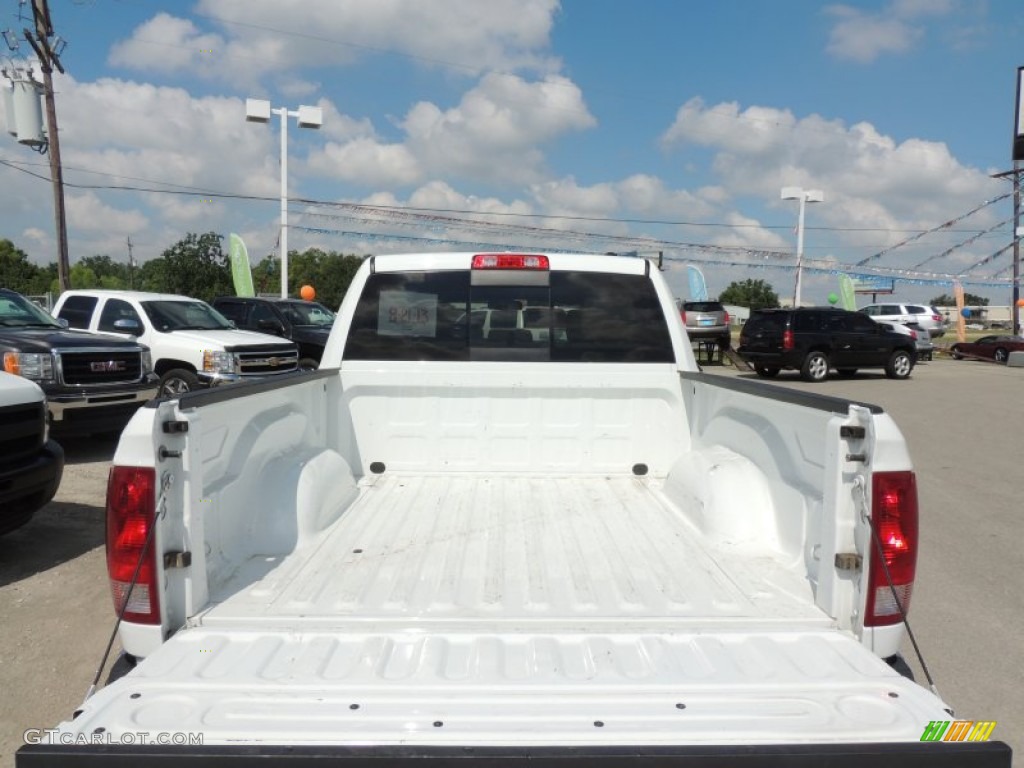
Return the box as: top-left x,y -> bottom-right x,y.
52,290 -> 300,396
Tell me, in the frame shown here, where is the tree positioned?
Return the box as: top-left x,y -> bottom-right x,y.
78,254 -> 130,287
252,247 -> 367,308
0,239 -> 42,294
146,232 -> 233,302
930,292 -> 988,306
718,279 -> 779,310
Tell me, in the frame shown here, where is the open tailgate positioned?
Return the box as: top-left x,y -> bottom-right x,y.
17,625 -> 1011,766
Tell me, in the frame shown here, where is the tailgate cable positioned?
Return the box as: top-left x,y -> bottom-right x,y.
854,475 -> 944,705
78,470 -> 174,710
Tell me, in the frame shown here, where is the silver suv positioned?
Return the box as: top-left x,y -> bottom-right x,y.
678,300 -> 731,349
858,303 -> 948,339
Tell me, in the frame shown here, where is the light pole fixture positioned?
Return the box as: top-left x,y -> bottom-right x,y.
245,97 -> 322,298
781,186 -> 824,307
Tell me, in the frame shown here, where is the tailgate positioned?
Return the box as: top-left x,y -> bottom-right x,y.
17,625 -> 1010,762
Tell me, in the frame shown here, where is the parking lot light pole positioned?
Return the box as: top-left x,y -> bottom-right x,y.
781,187 -> 824,307
245,98 -> 322,299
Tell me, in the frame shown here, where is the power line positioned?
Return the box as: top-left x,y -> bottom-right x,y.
1,155 -> 1014,281
3,154 -> 1006,237
854,192 -> 1013,267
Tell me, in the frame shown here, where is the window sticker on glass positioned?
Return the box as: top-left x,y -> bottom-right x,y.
378,290 -> 438,337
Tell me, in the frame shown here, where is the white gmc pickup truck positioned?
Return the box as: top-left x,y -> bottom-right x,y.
19,253 -> 1010,766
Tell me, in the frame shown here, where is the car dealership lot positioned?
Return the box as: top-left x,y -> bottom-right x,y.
1,357 -> 1021,760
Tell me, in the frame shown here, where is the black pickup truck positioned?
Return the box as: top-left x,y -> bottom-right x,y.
0,372 -> 63,535
211,296 -> 335,369
0,289 -> 158,435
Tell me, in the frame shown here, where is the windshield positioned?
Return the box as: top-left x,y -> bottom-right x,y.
141,300 -> 233,331
279,301 -> 335,327
0,292 -> 61,328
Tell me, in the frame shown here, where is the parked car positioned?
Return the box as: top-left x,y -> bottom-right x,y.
0,288 -> 157,435
950,335 -> 1024,363
211,296 -> 335,369
52,290 -> 300,397
0,372 -> 63,535
453,306 -> 568,344
858,302 -> 948,338
875,320 -> 934,361
737,306 -> 917,382
678,299 -> 731,349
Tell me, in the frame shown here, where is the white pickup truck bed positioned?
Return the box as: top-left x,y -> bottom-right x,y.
203,473 -> 822,627
66,473 -> 951,746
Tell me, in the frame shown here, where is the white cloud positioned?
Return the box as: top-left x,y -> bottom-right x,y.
306,73 -> 595,189
660,98 -> 1002,267
66,192 -> 148,233
308,138 -> 422,188
824,1 -> 956,63
108,14 -> 227,75
403,73 -> 595,185
111,1 -> 561,85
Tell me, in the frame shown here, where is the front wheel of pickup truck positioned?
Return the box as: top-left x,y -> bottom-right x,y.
158,368 -> 199,397
800,351 -> 830,382
885,349 -> 913,379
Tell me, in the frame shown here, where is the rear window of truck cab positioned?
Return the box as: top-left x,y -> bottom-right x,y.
344,269 -> 674,363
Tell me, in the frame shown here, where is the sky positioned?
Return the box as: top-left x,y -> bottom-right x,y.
1,0 -> 1023,305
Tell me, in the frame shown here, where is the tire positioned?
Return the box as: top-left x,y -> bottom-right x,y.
951,347 -> 963,360
158,368 -> 199,397
754,365 -> 780,378
994,347 -> 1009,364
298,357 -> 319,371
800,351 -> 829,382
885,350 -> 913,379
836,368 -> 858,377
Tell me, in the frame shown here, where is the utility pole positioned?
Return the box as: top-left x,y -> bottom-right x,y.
126,236 -> 135,289
1014,161 -> 1021,336
22,0 -> 70,290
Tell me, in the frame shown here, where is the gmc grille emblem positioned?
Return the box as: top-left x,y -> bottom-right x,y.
90,360 -> 126,372
267,357 -> 280,368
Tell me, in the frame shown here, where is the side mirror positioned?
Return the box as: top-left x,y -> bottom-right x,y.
112,318 -> 142,334
258,319 -> 286,336
57,317 -> 69,329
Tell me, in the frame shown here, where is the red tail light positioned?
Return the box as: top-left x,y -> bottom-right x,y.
864,471 -> 918,627
681,310 -> 687,324
931,314 -> 941,322
723,311 -> 730,324
783,330 -> 794,350
909,329 -> 917,340
472,254 -> 549,270
106,466 -> 161,625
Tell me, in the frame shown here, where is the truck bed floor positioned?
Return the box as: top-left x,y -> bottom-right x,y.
200,474 -> 825,631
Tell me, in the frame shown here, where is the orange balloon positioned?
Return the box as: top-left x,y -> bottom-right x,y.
300,285 -> 315,301
1017,298 -> 1024,308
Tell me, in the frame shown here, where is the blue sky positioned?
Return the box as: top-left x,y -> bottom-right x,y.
1,0 -> 1022,305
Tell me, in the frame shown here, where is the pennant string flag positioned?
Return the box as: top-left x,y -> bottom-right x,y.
855,192 -> 1012,267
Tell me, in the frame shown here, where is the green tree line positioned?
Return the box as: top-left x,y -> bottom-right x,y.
0,234 -> 367,309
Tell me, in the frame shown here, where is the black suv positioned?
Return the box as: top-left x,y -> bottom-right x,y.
211,297 -> 335,369
737,307 -> 917,382
0,289 -> 158,434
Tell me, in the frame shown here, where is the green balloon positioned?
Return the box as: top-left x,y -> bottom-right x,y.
828,292 -> 839,304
